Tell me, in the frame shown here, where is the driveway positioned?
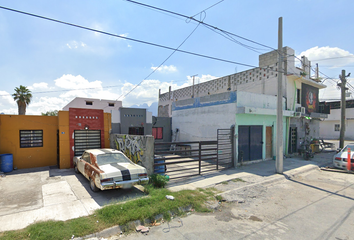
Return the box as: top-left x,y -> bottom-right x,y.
0,166 -> 145,232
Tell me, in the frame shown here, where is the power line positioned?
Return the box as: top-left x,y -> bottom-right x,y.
0,5 -> 259,69
124,0 -> 275,51
190,0 -> 225,18
117,15 -> 205,100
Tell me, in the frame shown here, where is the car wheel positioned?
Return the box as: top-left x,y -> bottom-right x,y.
90,178 -> 99,192
74,165 -> 79,174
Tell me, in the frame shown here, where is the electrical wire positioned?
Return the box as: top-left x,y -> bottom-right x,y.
124,0 -> 275,51
117,14 -> 205,100
0,5 -> 258,69
0,4 -> 334,99
190,0 -> 225,18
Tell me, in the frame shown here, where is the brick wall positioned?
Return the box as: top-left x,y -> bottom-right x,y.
69,108 -> 105,167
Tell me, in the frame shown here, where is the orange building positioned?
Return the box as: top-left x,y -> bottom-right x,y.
0,110 -> 111,170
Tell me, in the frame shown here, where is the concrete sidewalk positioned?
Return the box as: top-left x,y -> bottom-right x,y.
166,151 -> 335,192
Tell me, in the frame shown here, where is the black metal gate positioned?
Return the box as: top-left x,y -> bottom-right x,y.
288,127 -> 297,154
217,127 -> 235,170
74,130 -> 101,156
154,127 -> 235,180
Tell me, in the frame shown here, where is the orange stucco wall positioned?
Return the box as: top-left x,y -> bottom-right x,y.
104,112 -> 111,148
58,111 -> 71,169
0,111 -> 111,170
0,115 -> 58,169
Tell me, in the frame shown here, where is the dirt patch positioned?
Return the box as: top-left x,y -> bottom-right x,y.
249,215 -> 262,222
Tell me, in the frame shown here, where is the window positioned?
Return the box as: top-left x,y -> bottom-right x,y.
20,130 -> 43,148
108,103 -> 114,107
86,101 -> 93,105
297,89 -> 301,104
129,127 -> 144,135
335,124 -> 340,131
82,152 -> 91,163
152,127 -> 163,139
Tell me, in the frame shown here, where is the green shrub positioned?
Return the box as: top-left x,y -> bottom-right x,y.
149,174 -> 168,188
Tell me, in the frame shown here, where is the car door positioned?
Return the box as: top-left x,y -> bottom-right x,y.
79,152 -> 91,179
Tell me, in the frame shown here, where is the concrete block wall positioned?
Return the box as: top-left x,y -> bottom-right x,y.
110,134 -> 154,175
158,47 -> 297,117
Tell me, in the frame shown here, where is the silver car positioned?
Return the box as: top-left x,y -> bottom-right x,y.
333,144 -> 354,170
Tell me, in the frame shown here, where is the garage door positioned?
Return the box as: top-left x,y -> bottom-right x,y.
74,130 -> 101,156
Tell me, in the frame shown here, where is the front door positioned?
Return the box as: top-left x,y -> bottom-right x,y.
266,126 -> 273,159
238,125 -> 263,161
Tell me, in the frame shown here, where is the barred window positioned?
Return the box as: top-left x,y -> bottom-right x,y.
20,130 -> 43,148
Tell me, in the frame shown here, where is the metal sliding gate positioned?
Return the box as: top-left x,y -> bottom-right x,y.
154,127 -> 235,180
217,127 -> 235,170
74,130 -> 101,156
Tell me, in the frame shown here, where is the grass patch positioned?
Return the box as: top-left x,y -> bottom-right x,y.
231,178 -> 246,183
215,195 -> 223,201
221,181 -> 229,185
0,185 -> 218,240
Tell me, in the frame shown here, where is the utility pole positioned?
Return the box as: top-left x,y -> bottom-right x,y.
276,17 -> 283,174
339,69 -> 349,149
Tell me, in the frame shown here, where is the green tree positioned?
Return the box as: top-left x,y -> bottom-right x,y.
12,85 -> 32,115
41,110 -> 58,116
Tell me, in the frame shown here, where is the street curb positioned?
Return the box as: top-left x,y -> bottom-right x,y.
217,164 -> 319,198
74,205 -> 193,240
73,226 -> 122,240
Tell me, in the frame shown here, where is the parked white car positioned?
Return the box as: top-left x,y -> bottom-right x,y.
333,144 -> 354,170
73,148 -> 149,192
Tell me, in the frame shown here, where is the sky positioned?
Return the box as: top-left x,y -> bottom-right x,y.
1,0 -> 354,115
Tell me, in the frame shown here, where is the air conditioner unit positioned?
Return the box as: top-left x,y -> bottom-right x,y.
294,112 -> 301,118
296,107 -> 306,114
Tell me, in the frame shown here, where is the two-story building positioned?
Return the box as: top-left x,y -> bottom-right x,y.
158,47 -> 327,162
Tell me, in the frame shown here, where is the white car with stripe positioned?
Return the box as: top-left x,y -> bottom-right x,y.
73,148 -> 149,192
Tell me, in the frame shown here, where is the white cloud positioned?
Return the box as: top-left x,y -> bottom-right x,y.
320,78 -> 354,101
298,46 -> 354,68
120,74 -> 218,107
186,74 -> 216,85
1,73 -> 219,115
151,65 -> 177,73
0,91 -> 17,114
55,74 -> 102,90
91,22 -> 105,36
66,41 -> 87,50
119,33 -> 128,38
28,82 -> 49,90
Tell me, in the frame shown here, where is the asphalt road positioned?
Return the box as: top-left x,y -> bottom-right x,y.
116,168 -> 354,240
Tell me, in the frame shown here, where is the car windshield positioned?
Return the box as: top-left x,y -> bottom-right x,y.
342,145 -> 354,153
96,153 -> 131,165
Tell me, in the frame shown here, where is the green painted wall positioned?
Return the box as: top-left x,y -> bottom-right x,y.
235,114 -> 287,160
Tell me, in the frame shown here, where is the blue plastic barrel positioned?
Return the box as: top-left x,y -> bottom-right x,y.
0,154 -> 13,173
154,155 -> 166,175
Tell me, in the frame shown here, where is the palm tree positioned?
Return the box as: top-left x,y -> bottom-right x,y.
12,85 -> 32,115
